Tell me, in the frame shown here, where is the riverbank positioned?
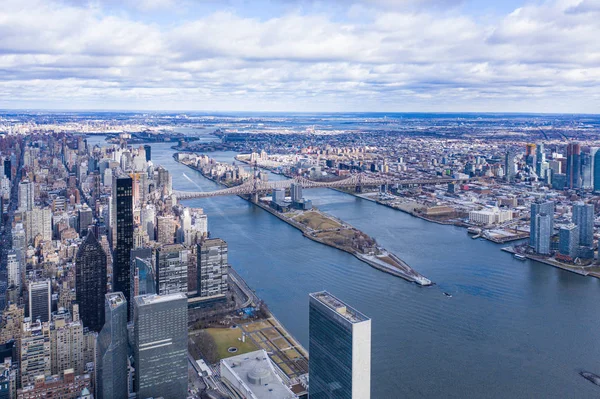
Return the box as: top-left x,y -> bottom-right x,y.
175,155 -> 432,286
501,246 -> 600,280
335,188 -> 529,244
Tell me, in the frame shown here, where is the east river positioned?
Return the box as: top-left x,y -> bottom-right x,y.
89,137 -> 600,398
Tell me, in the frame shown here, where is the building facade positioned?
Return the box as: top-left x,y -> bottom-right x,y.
530,201 -> 555,248
75,231 -> 108,333
133,293 -> 188,399
112,176 -> 133,319
309,291 -> 371,399
572,202 -> 594,247
197,238 -> 228,298
97,293 -> 128,399
155,244 -> 189,295
28,281 -> 51,323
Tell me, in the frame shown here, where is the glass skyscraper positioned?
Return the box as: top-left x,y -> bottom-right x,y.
97,292 -> 128,399
133,293 -> 188,399
112,176 -> 133,319
75,230 -> 107,332
530,201 -> 555,250
309,291 -> 371,399
566,142 -> 582,189
573,202 -> 594,247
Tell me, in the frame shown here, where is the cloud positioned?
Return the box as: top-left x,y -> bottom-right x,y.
0,0 -> 598,112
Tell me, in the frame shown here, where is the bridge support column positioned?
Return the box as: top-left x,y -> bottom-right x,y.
252,192 -> 258,203
355,185 -> 362,193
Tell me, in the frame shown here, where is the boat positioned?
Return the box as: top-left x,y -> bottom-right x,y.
580,371 -> 600,387
443,292 -> 452,298
513,254 -> 527,261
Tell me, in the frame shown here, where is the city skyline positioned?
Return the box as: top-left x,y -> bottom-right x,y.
1,0 -> 600,113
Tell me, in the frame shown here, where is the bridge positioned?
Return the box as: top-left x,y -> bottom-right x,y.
172,173 -> 464,200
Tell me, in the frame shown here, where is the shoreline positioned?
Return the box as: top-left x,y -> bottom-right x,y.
334,188 -> 528,243
174,155 -> 432,286
501,246 -> 600,280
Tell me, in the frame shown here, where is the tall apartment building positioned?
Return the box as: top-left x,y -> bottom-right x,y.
156,215 -> 176,245
530,201 -> 555,250
24,208 -> 52,245
97,293 -> 128,399
50,314 -> 84,376
572,202 -> 594,247
20,321 -> 51,388
309,291 -> 371,399
112,176 -> 133,319
7,250 -> 20,291
155,244 -> 189,295
18,181 -> 34,211
197,238 -> 228,298
133,293 -> 187,399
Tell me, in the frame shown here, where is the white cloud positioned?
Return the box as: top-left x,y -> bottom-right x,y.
0,0 -> 598,112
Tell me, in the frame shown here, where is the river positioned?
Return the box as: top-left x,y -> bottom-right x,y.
88,136 -> 600,398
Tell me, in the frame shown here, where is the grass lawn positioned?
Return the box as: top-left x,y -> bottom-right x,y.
205,328 -> 258,360
294,211 -> 342,230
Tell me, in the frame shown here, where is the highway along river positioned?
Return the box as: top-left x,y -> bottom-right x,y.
91,138 -> 600,398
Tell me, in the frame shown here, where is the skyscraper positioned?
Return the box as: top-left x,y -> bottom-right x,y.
133,293 -> 187,399
18,180 -> 34,211
530,201 -> 554,248
290,182 -> 303,203
75,230 -> 108,333
581,150 -> 593,189
20,320 -> 51,387
28,280 -> 51,323
593,148 -> 600,193
566,142 -> 581,189
525,143 -> 537,167
197,238 -> 228,298
7,250 -> 20,292
533,213 -> 552,255
572,202 -> 594,247
309,291 -> 371,399
78,206 -> 93,237
97,293 -> 128,399
535,142 -> 545,177
4,158 -> 11,180
155,244 -> 189,295
143,144 -> 151,162
559,225 -> 579,259
504,151 -> 515,183
112,176 -> 133,319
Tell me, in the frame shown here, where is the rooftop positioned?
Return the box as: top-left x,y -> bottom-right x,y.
106,292 -> 126,309
134,292 -> 187,306
310,291 -> 370,324
221,349 -> 296,399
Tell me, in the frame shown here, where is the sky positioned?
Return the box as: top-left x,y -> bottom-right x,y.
0,0 -> 599,113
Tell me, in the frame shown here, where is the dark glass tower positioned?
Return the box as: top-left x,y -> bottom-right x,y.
3,158 -> 10,180
143,144 -> 151,162
113,176 -> 133,319
75,230 -> 107,332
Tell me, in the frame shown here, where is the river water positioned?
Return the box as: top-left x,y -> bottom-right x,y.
89,137 -> 600,398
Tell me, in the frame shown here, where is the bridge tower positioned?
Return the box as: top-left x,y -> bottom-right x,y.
251,161 -> 260,202
355,172 -> 363,193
